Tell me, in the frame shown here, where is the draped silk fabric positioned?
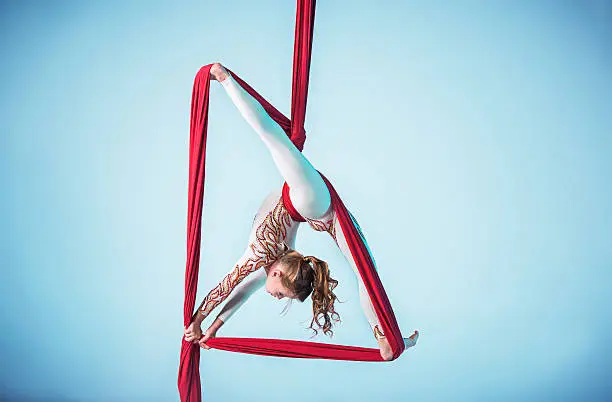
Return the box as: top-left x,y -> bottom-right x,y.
179,1 -> 405,400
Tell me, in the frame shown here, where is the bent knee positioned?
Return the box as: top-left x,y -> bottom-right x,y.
290,185 -> 331,220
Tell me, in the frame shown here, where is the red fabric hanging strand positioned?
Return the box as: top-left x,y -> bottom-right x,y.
178,1 -> 406,401
290,0 -> 316,142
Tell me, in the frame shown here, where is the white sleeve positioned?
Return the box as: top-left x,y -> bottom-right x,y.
216,264 -> 266,322
195,248 -> 264,320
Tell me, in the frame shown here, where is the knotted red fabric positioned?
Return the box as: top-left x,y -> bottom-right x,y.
179,1 -> 406,401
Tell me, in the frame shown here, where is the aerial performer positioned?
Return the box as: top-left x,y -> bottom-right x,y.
179,2 -> 417,400
183,63 -> 419,360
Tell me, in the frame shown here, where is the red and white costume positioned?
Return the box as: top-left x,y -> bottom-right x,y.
195,73 -> 380,334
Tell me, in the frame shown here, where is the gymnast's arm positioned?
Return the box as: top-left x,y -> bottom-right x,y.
191,248 -> 264,328
203,263 -> 266,332
184,193 -> 282,345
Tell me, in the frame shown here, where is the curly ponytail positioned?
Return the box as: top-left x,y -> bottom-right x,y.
277,250 -> 341,336
306,256 -> 340,336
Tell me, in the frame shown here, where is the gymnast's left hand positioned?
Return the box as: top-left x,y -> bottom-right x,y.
184,322 -> 203,343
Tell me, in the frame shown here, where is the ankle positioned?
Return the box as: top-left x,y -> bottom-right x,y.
217,71 -> 229,82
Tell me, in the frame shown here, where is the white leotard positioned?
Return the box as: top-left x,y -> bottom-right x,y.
195,73 -> 380,334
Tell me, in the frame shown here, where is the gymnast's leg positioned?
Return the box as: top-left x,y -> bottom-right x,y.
342,212 -> 419,356
210,63 -> 331,220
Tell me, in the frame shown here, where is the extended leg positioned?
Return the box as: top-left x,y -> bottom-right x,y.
338,212 -> 419,359
213,64 -> 331,220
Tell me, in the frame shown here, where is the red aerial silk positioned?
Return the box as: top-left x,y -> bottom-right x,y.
179,1 -> 406,401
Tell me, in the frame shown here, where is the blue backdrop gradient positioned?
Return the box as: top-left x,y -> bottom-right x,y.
1,1 -> 611,401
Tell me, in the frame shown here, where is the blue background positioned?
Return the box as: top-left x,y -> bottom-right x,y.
1,1 -> 611,401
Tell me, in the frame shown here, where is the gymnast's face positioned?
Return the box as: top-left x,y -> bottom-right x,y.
265,261 -> 296,300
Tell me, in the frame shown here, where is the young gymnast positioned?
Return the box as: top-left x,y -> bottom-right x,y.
184,63 -> 418,360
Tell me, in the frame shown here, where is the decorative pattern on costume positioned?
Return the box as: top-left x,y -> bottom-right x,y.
306,214 -> 337,243
251,196 -> 293,259
197,198 -> 293,318
373,324 -> 385,340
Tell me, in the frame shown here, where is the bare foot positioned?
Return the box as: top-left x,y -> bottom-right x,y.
210,62 -> 229,82
378,337 -> 393,361
377,330 -> 419,360
404,330 -> 419,349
